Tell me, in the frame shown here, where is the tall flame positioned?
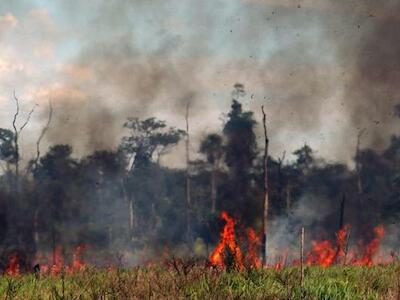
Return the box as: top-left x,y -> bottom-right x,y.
209,211 -> 244,269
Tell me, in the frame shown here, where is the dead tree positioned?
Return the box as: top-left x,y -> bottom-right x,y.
11,92 -> 36,191
277,151 -> 286,213
338,194 -> 346,231
30,100 -> 53,247
211,160 -> 217,214
26,100 -> 53,175
355,129 -> 365,197
185,102 -> 193,244
261,105 -> 269,265
9,92 -> 36,250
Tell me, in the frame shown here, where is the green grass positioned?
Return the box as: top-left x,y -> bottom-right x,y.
0,263 -> 399,299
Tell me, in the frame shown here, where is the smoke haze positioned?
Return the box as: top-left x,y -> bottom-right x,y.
0,1 -> 399,165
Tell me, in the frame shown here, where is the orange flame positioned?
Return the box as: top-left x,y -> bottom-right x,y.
352,225 -> 385,266
209,218 -> 388,269
306,240 -> 336,267
246,228 -> 262,268
306,224 -> 351,267
210,211 -> 244,269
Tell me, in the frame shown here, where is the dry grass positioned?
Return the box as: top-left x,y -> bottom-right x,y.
0,261 -> 399,299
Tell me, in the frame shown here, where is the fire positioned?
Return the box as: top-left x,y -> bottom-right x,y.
69,244 -> 87,272
273,249 -> 288,270
209,212 -> 389,269
246,228 -> 262,268
306,224 -> 351,267
5,252 -> 20,276
335,224 -> 350,259
352,225 -> 385,266
209,211 -> 244,269
40,244 -> 88,275
307,240 -> 336,267
49,246 -> 64,275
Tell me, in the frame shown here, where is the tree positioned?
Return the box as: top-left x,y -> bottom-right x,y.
222,84 -> 258,225
293,144 -> 314,173
33,145 -> 79,258
120,117 -> 185,170
80,150 -> 128,248
261,106 -> 269,266
200,133 -> 224,214
120,117 -> 185,237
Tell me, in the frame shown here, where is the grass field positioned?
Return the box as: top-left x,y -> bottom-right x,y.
0,262 -> 399,299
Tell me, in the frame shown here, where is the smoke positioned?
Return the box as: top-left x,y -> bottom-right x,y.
340,1 -> 400,151
0,1 -> 400,165
37,0 -> 338,161
268,193 -> 336,260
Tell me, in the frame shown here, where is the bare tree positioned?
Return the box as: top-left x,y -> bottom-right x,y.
12,92 -> 36,191
30,100 -> 53,247
261,105 -> 269,266
26,100 -> 53,176
277,151 -> 286,212
355,128 -> 365,197
185,102 -> 193,243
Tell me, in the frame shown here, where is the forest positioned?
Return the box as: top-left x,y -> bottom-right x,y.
0,84 -> 399,271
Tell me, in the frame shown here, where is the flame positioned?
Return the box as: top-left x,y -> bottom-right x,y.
209,211 -> 244,269
209,217 -> 389,269
273,248 -> 288,270
352,225 -> 385,266
246,228 -> 262,268
306,240 -> 336,267
49,246 -> 64,275
68,244 -> 87,272
34,244 -> 88,276
306,224 -> 351,267
335,224 -> 350,259
5,252 -> 20,276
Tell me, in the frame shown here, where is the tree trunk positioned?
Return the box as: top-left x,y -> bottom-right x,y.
185,103 -> 192,243
129,198 -> 134,232
286,185 -> 291,214
120,178 -> 134,237
355,129 -> 364,197
261,106 -> 269,266
339,194 -> 346,231
33,208 -> 39,247
211,165 -> 217,214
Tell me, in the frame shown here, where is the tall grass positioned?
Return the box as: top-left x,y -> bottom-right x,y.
0,263 -> 399,299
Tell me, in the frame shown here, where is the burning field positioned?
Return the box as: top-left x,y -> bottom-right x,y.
1,211 -> 399,299
2,0 -> 400,299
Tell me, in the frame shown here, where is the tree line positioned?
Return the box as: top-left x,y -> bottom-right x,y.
0,86 -> 399,268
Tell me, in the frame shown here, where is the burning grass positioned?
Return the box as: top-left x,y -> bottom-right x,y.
2,212 -> 398,299
0,263 -> 399,299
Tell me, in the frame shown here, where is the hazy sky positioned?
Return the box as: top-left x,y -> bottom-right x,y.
0,1 -> 397,167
